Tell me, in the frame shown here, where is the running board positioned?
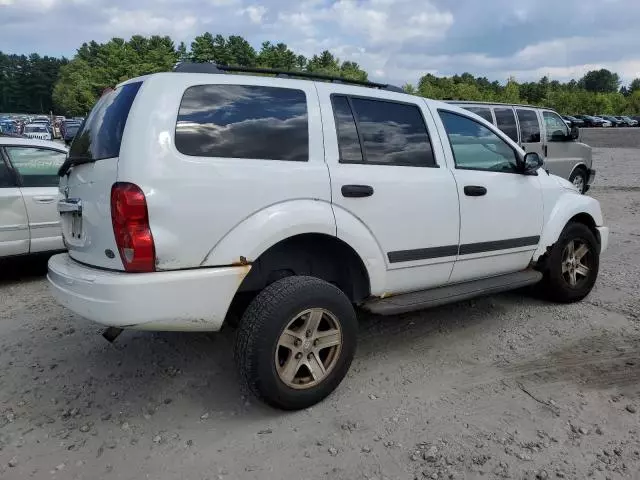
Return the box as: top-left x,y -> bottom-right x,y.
362,270 -> 543,316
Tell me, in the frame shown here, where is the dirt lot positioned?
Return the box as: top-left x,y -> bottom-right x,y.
1,130 -> 639,480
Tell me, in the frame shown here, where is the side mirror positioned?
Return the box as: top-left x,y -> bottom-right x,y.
520,152 -> 543,175
570,126 -> 579,140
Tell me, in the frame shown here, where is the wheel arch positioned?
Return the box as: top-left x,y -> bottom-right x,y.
234,232 -> 372,303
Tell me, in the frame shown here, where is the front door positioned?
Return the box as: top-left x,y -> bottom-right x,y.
5,146 -> 66,253
516,107 -> 544,158
433,108 -> 544,284
0,150 -> 29,256
541,110 -> 575,180
317,84 -> 461,295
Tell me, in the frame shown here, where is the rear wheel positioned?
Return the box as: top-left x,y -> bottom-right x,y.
235,276 -> 357,410
539,222 -> 599,303
569,167 -> 587,194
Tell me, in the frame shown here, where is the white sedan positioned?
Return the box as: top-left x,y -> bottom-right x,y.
0,137 -> 67,257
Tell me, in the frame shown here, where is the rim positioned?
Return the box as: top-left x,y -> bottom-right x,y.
561,239 -> 592,287
274,308 -> 342,390
572,174 -> 585,192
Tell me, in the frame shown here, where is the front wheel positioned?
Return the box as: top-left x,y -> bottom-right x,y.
235,276 -> 357,410
569,168 -> 588,194
539,222 -> 600,303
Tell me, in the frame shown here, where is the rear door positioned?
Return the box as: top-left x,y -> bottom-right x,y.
0,149 -> 29,256
317,84 -> 460,294
5,146 -> 66,253
515,108 -> 544,158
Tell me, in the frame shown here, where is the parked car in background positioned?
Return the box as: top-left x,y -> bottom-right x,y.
23,124 -> 53,140
562,115 -> 585,128
451,101 -> 594,193
575,115 -> 604,127
600,115 -> 623,127
0,137 -> 67,257
615,116 -> 638,127
47,65 -> 608,409
60,120 -> 80,139
590,116 -> 611,127
63,123 -> 81,145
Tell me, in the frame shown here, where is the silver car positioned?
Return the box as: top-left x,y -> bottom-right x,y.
0,137 -> 67,257
448,101 -> 595,193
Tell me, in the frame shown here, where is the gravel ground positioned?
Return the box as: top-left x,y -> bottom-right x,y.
1,131 -> 639,480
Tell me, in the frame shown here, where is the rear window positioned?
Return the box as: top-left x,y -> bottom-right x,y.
175,85 -> 309,161
69,82 -> 142,161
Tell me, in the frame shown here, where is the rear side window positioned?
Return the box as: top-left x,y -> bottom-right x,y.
332,96 -> 364,163
464,107 -> 493,123
175,85 -> 309,161
6,147 -> 66,187
335,96 -> 435,167
516,109 -> 541,143
493,108 -> 518,142
69,82 -> 142,161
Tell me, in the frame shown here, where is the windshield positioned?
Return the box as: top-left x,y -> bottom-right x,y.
69,81 -> 142,161
25,125 -> 47,133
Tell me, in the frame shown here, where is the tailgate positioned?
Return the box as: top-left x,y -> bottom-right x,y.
58,81 -> 142,270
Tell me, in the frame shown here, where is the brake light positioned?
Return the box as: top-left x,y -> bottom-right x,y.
110,182 -> 155,272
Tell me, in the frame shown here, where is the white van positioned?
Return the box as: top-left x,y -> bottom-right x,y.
449,102 -> 595,193
48,64 -> 608,409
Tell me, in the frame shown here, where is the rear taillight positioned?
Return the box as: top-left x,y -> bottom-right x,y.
110,182 -> 155,272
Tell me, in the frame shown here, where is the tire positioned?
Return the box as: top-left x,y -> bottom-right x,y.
569,167 -> 588,194
539,222 -> 599,303
235,276 -> 357,410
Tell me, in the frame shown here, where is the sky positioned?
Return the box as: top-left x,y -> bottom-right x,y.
1,0 -> 639,87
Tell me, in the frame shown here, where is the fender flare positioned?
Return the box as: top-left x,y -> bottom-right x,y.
200,200 -> 386,295
533,192 -> 603,261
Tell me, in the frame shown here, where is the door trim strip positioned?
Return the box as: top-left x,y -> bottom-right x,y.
388,236 -> 540,263
0,224 -> 28,232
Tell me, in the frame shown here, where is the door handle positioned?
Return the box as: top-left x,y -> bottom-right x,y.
543,145 -> 548,157
341,185 -> 374,198
464,186 -> 487,197
34,196 -> 55,204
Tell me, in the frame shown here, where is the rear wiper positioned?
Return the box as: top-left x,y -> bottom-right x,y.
58,156 -> 95,176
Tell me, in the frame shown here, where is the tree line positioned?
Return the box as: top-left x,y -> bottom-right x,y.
1,33 -> 640,117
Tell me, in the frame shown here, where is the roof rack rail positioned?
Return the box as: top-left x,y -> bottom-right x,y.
172,62 -> 405,93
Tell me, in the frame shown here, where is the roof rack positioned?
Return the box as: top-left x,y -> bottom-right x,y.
172,62 -> 405,93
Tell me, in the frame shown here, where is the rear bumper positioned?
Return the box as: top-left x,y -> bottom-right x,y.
596,226 -> 609,254
47,254 -> 249,331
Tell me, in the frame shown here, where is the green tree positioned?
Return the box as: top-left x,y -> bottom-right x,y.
190,33 -> 216,63
629,78 -> 640,94
579,69 -> 620,93
226,35 -> 256,66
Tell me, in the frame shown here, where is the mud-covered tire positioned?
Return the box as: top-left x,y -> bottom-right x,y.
539,222 -> 600,303
234,276 -> 357,410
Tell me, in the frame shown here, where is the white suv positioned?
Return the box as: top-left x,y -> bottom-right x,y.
48,64 -> 609,410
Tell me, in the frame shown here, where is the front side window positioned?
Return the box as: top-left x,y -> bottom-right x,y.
543,111 -> 570,141
0,157 -> 15,187
439,111 -> 519,173
347,97 -> 435,166
6,147 -> 66,187
175,85 -> 309,161
464,107 -> 494,124
516,109 -> 541,143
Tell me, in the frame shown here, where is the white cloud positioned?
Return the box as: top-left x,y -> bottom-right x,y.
240,5 -> 267,24
0,0 -> 639,86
